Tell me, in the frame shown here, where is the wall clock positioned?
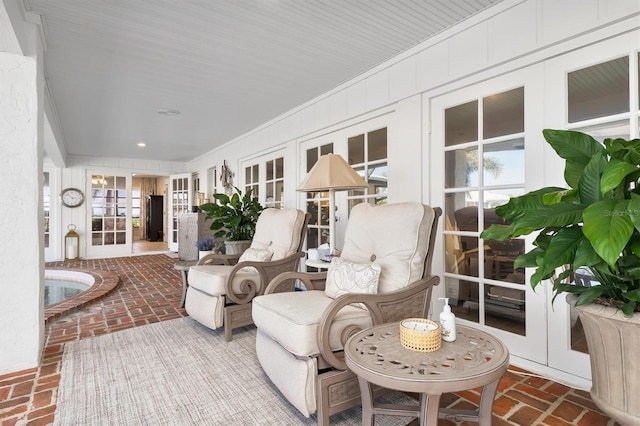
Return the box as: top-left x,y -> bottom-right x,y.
60,187 -> 85,208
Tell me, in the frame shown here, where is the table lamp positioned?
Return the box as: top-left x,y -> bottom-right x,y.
297,153 -> 367,254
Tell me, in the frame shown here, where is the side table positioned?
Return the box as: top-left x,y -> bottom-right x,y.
305,259 -> 331,270
173,260 -> 197,308
345,323 -> 509,426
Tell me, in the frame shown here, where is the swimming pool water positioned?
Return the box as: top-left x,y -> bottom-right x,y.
44,270 -> 94,307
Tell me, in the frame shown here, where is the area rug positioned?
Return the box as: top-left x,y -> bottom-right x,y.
54,317 -> 414,425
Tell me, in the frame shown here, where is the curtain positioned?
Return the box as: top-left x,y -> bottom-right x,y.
139,178 -> 157,240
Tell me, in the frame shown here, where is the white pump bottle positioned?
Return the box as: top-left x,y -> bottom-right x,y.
438,297 -> 457,342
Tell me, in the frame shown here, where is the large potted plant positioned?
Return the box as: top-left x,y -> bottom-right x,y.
480,129 -> 640,425
199,187 -> 264,255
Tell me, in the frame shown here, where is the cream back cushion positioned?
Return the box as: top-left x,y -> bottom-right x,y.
250,208 -> 305,260
340,202 -> 435,293
239,247 -> 274,272
324,258 -> 381,299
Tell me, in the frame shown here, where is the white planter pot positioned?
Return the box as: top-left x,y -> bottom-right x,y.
198,250 -> 213,259
568,294 -> 640,425
224,240 -> 251,255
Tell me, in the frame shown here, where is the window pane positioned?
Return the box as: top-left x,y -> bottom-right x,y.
275,157 -> 283,179
320,143 -> 333,156
483,138 -> 525,186
446,276 -> 479,323
445,148 -> 477,188
245,167 -> 251,183
266,182 -> 274,203
266,160 -> 274,180
368,128 -> 387,161
485,284 -> 525,335
348,134 -> 365,165
568,56 -> 629,123
483,87 -> 524,139
306,149 -> 318,172
445,100 -> 478,146
275,182 -> 283,203
573,120 -> 630,142
369,164 -> 387,196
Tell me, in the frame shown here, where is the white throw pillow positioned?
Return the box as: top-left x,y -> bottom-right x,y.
239,247 -> 274,272
325,257 -> 381,299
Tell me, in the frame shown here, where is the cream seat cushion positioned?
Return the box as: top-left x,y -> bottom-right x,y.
188,264 -> 261,296
252,290 -> 372,357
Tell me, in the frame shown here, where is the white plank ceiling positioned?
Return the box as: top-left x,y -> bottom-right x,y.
25,0 -> 503,162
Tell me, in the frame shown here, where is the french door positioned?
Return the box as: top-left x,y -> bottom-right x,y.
168,173 -> 193,252
429,66 -> 547,364
542,33 -> 640,381
85,171 -> 132,258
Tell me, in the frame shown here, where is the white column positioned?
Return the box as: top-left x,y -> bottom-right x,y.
0,50 -> 44,374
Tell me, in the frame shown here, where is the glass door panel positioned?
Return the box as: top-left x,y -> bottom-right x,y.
168,173 -> 192,252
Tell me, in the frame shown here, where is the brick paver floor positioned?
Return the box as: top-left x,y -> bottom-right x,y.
0,254 -> 621,425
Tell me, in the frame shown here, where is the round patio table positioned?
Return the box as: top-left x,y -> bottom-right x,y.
345,323 -> 509,426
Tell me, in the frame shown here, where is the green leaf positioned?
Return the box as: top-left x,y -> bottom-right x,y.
577,155 -> 606,204
495,187 -> 565,222
628,194 -> 640,233
574,286 -> 604,306
514,248 -> 541,269
573,236 -> 602,268
480,224 -> 515,241
542,189 -> 577,205
583,200 -> 633,267
601,159 -> 639,195
543,227 -> 584,268
621,301 -> 637,317
511,202 -> 584,236
625,288 -> 640,302
564,161 -> 584,189
543,129 -> 604,165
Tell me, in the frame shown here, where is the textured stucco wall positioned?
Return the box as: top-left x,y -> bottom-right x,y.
0,51 -> 44,374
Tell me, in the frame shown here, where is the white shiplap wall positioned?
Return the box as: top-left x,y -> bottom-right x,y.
186,0 -> 640,204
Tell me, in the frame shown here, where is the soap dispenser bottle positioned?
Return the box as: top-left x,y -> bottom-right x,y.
438,297 -> 457,342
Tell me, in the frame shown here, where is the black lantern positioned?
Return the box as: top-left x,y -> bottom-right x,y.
64,224 -> 80,261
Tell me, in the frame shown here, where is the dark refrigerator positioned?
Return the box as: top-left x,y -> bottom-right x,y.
146,195 -> 164,241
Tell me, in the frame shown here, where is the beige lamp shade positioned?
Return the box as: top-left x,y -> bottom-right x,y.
297,154 -> 367,254
297,154 -> 367,192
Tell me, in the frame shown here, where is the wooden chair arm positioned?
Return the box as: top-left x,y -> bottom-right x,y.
317,275 -> 440,371
225,252 -> 305,304
264,271 -> 328,294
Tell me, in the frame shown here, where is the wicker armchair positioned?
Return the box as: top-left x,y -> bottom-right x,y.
252,202 -> 441,424
185,208 -> 309,341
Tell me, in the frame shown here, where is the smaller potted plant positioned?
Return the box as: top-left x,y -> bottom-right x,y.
199,187 -> 264,255
195,235 -> 219,259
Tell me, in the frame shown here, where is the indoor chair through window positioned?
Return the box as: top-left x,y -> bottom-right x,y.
252,202 -> 441,424
185,208 -> 309,341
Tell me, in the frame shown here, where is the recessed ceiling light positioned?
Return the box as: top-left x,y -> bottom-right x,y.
156,108 -> 180,116
137,142 -> 146,147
